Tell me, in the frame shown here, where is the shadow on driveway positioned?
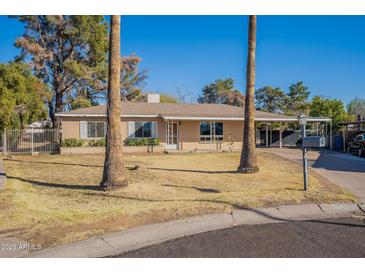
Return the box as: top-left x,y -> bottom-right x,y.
311,151 -> 365,173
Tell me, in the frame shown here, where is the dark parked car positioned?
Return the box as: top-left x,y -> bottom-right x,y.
348,133 -> 365,157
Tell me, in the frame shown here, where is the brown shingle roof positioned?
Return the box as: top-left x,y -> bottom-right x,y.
56,102 -> 327,121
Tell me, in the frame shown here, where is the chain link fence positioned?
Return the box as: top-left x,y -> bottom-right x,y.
1,129 -> 60,155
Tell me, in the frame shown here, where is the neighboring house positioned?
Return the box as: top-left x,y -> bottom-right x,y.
28,119 -> 53,129
55,94 -> 332,152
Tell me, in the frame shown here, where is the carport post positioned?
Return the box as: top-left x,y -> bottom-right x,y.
279,121 -> 283,149
266,123 -> 269,147
329,120 -> 333,150
342,126 -> 346,152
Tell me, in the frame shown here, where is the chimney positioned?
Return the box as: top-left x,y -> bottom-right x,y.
147,93 -> 160,103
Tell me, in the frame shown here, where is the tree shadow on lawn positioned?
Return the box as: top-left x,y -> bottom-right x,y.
148,167 -> 237,174
4,159 -> 103,168
161,184 -> 220,193
7,175 -> 364,230
7,175 -> 101,191
4,159 -> 237,175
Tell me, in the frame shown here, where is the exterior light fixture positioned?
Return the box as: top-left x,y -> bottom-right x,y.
297,113 -> 308,126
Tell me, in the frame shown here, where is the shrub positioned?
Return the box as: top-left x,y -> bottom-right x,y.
124,138 -> 160,146
61,138 -> 85,147
88,138 -> 106,147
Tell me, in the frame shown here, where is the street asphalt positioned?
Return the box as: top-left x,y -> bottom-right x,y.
118,217 -> 365,258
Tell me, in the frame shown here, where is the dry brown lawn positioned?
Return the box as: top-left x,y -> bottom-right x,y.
0,151 -> 355,248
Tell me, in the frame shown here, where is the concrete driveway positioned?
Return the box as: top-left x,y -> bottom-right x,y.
262,148 -> 365,203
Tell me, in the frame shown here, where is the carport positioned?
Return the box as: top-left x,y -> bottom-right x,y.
256,117 -> 332,149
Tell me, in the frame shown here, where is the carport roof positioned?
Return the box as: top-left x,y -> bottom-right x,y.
56,102 -> 331,122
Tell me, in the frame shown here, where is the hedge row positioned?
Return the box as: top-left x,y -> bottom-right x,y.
60,138 -> 85,147
61,138 -> 160,147
124,138 -> 160,146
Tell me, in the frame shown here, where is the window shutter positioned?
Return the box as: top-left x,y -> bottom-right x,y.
151,121 -> 157,138
128,121 -> 135,138
80,121 -> 87,139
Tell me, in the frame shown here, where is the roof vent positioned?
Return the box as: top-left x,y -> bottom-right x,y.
147,93 -> 160,103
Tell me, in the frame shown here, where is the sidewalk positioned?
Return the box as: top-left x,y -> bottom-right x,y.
14,202 -> 363,258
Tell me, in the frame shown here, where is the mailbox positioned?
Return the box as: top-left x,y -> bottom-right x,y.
302,136 -> 326,148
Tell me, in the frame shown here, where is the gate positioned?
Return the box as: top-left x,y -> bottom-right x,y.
2,129 -> 60,154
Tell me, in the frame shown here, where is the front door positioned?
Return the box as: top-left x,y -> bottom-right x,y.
166,121 -> 178,150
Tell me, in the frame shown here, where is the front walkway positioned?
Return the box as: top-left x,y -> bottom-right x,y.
261,148 -> 365,203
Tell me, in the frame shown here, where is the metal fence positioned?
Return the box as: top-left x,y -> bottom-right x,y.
1,129 -> 60,155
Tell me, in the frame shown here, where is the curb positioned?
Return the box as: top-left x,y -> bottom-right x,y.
21,202 -> 363,258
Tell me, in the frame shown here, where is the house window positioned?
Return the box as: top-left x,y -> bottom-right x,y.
200,122 -> 224,142
128,121 -> 157,138
87,121 -> 105,138
79,121 -> 105,139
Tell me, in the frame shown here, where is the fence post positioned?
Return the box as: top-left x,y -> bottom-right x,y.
31,127 -> 34,155
2,129 -> 7,155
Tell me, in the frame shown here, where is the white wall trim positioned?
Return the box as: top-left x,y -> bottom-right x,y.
163,116 -> 244,121
163,116 -> 331,122
55,113 -> 159,118
122,115 -> 160,118
56,113 -> 331,122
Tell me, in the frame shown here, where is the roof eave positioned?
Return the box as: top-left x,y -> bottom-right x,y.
55,113 -> 331,122
55,113 -> 159,118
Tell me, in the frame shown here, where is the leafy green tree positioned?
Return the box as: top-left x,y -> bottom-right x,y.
70,98 -> 93,110
159,93 -> 178,103
0,62 -> 48,130
347,98 -> 365,118
283,81 -> 310,115
120,55 -> 147,101
198,78 -> 245,107
71,54 -> 147,104
255,86 -> 286,113
13,15 -> 109,129
309,96 -> 353,129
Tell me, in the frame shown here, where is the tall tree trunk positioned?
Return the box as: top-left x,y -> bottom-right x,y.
238,15 -> 259,173
53,91 -> 63,130
48,101 -> 55,127
100,15 -> 127,189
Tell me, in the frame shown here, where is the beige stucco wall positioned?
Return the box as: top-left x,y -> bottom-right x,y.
61,116 -> 106,140
177,120 -> 243,151
61,116 -> 165,142
60,117 -> 244,151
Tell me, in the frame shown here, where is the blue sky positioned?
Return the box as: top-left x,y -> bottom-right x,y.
1,15 -> 365,104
